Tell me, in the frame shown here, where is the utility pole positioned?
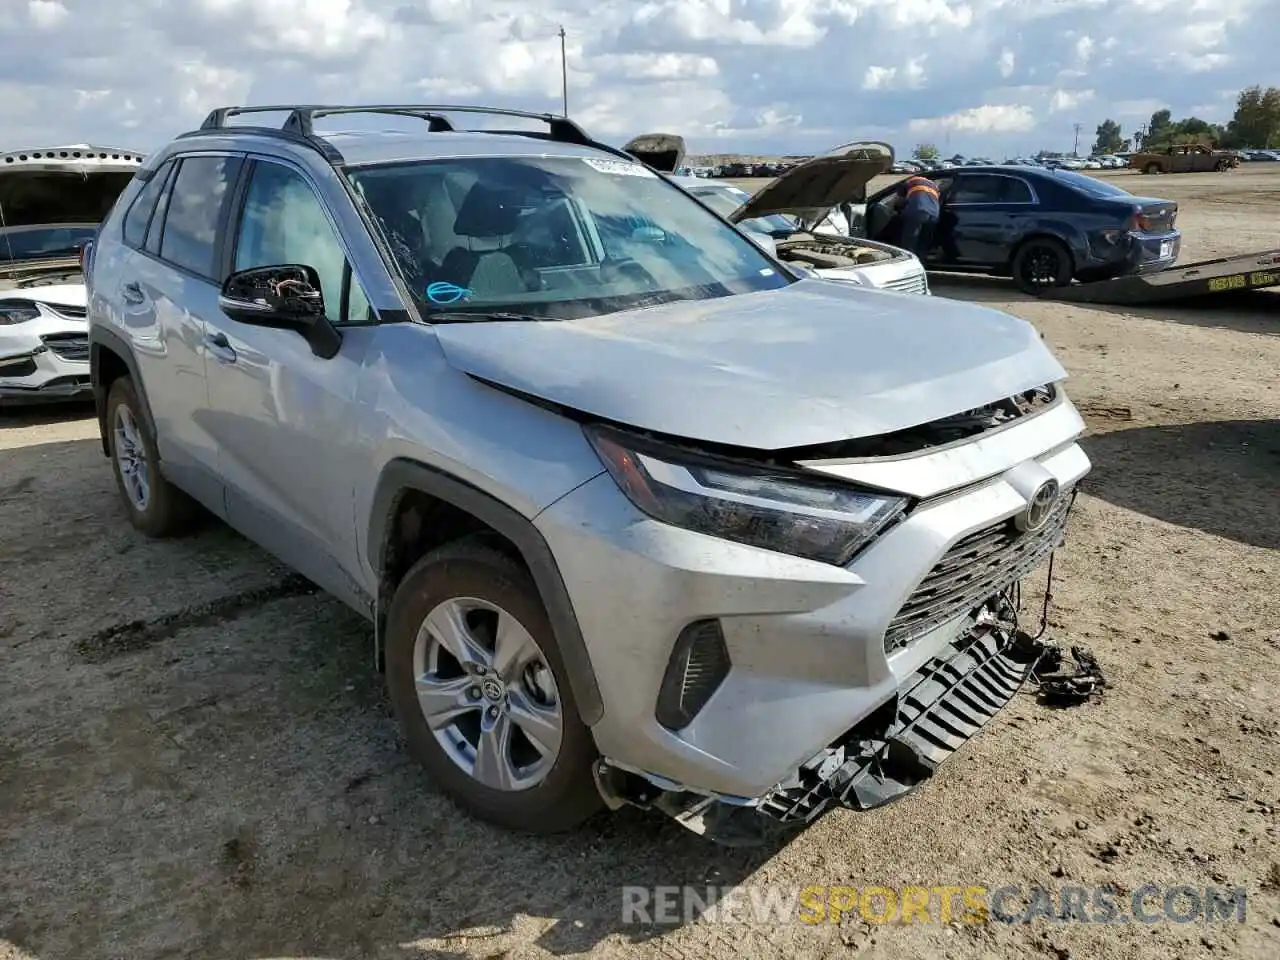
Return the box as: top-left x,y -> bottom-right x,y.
1072,122 -> 1082,157
558,26 -> 568,117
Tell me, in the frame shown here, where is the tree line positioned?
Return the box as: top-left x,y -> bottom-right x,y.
1092,86 -> 1280,155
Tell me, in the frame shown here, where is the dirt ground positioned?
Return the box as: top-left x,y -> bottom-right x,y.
2,166 -> 1278,960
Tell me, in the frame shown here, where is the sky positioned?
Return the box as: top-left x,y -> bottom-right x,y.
1,0 -> 1275,159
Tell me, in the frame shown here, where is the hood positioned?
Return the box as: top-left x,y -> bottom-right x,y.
727,141 -> 892,227
622,133 -> 686,173
434,280 -> 1066,450
0,146 -> 142,252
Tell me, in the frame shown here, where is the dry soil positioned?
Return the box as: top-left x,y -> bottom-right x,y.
2,166 -> 1279,960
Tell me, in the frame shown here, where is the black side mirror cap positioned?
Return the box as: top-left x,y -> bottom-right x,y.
218,264 -> 342,359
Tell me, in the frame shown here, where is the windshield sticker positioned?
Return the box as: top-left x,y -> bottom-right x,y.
426,281 -> 471,305
582,157 -> 655,178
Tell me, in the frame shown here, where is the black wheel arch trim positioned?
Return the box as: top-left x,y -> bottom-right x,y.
367,458 -> 604,727
89,326 -> 157,458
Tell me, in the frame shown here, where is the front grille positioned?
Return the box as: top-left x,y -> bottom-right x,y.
40,333 -> 89,361
883,490 -> 1075,653
880,271 -> 928,295
46,303 -> 87,319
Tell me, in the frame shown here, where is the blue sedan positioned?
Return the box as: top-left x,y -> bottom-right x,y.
857,165 -> 1181,294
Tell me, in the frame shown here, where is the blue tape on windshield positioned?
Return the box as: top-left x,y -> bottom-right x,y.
426,281 -> 471,304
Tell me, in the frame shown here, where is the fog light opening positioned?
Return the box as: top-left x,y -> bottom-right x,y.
655,618 -> 731,731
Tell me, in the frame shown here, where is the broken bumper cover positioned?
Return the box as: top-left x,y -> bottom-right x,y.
599,609 -> 1041,845
0,339 -> 91,403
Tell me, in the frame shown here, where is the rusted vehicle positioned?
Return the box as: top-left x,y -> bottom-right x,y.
1129,143 -> 1239,174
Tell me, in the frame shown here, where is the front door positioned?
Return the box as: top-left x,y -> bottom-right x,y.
201,156 -> 379,614
937,173 -> 1030,267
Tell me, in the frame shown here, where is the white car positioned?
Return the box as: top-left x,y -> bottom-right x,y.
0,145 -> 144,404
624,134 -> 929,295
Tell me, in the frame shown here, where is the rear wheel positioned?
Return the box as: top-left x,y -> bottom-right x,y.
384,537 -> 603,834
1012,238 -> 1074,295
106,378 -> 198,537
1144,162 -> 1161,174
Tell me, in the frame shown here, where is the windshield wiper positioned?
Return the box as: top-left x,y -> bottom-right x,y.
427,311 -> 549,324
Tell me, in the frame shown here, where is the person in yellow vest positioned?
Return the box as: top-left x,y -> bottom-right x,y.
894,174 -> 940,259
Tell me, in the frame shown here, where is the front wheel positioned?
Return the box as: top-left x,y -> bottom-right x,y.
384,537 -> 603,834
1012,238 -> 1074,295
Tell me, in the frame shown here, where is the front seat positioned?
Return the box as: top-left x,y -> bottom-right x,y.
442,183 -> 526,297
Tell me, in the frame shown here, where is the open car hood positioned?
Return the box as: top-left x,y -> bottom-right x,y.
0,145 -> 143,227
622,133 -> 686,173
728,141 -> 893,227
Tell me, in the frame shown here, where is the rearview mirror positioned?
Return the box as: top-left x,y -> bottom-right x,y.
219,264 -> 341,359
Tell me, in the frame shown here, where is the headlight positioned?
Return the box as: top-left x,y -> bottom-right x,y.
0,304 -> 42,325
585,426 -> 908,566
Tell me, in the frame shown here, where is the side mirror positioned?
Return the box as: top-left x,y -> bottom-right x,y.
219,264 -> 341,359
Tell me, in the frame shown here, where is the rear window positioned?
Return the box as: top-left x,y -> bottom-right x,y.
1052,170 -> 1131,198
0,225 -> 98,262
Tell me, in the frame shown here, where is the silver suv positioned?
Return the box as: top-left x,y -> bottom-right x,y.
86,105 -> 1091,844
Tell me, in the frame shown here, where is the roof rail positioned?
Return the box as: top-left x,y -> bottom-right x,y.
185,103 -> 639,165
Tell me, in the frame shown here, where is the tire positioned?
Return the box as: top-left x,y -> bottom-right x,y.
1144,162 -> 1161,174
105,377 -> 198,537
384,536 -> 603,834
1214,159 -> 1230,172
1012,237 -> 1074,295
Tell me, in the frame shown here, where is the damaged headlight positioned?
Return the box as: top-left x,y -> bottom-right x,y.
585,426 -> 908,565
0,304 -> 42,325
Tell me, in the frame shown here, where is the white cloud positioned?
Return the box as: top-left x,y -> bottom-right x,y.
862,56 -> 926,91
0,0 -> 1270,156
1049,88 -> 1095,113
27,0 -> 68,29
909,104 -> 1037,134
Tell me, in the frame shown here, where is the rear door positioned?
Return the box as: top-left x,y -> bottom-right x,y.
112,152 -> 244,515
200,155 -> 378,611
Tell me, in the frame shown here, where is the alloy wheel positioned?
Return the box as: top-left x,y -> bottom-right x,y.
113,404 -> 151,512
412,596 -> 564,791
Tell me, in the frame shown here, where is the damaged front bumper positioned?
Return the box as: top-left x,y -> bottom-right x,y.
595,600 -> 1045,845
0,322 -> 91,404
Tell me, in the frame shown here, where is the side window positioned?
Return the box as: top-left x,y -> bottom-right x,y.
950,175 -> 1006,204
121,161 -> 173,249
999,178 -> 1034,203
159,156 -> 239,278
232,161 -> 371,326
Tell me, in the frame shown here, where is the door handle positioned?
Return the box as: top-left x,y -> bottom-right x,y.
121,281 -> 145,304
204,331 -> 238,364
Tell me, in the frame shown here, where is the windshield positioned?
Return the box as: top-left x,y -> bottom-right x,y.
0,224 -> 97,262
687,185 -> 798,237
346,155 -> 791,320
1053,170 -> 1132,197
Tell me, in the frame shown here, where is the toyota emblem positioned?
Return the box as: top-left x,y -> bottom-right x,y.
1017,478 -> 1060,532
